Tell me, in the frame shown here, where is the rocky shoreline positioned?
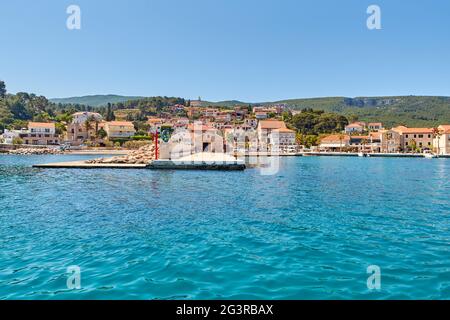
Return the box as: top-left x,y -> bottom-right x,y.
85,144 -> 156,165
8,147 -> 63,155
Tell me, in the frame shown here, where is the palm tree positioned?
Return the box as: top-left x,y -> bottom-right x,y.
338,133 -> 345,152
433,127 -> 442,155
84,119 -> 93,141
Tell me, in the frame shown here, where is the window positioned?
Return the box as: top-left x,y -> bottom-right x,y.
418,134 -> 423,138
428,134 -> 431,138
428,142 -> 431,146
405,134 -> 409,138
414,135 -> 417,138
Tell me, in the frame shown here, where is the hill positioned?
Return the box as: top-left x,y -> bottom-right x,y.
50,95 -> 143,107
272,96 -> 450,128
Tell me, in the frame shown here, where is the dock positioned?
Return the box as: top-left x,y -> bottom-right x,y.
33,152 -> 247,170
33,161 -> 148,169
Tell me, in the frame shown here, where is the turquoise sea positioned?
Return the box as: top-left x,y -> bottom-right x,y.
0,155 -> 449,299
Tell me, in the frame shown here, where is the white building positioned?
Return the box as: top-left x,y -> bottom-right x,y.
71,112 -> 103,125
434,125 -> 450,155
270,128 -> 297,152
1,129 -> 27,144
345,122 -> 366,134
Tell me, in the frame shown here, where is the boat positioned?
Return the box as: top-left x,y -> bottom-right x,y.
358,152 -> 368,157
423,150 -> 438,159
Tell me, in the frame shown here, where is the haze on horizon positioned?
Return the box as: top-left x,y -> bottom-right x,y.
1,0 -> 450,101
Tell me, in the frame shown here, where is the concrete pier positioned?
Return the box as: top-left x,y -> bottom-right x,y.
33,152 -> 247,170
33,161 -> 148,169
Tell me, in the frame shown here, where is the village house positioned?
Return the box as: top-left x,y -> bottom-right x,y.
105,121 -> 136,139
66,112 -> 103,144
147,118 -> 165,134
22,122 -> 60,145
187,123 -> 224,153
319,134 -> 351,152
433,125 -> 450,155
1,129 -> 28,144
344,122 -> 366,134
379,129 -> 402,153
269,128 -> 297,153
368,122 -> 384,131
255,112 -> 268,120
245,118 -> 258,128
257,120 -> 288,151
392,126 -> 434,152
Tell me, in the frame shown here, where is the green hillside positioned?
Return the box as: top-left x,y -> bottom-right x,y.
273,96 -> 450,128
50,95 -> 143,107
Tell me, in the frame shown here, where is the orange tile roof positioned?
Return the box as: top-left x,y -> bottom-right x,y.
147,118 -> 163,123
320,134 -> 350,143
393,126 -> 433,134
258,120 -> 287,129
438,125 -> 450,134
369,132 -> 382,139
273,128 -> 295,133
28,122 -> 55,128
346,123 -> 365,128
187,124 -> 215,131
106,121 -> 135,127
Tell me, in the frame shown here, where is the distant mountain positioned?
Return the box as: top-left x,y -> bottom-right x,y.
50,95 -> 143,107
195,100 -> 249,107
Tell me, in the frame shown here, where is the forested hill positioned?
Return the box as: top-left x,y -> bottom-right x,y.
50,95 -> 143,107
273,96 -> 450,128
2,78 -> 450,129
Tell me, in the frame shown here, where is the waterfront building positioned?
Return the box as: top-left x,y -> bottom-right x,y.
187,123 -> 223,153
392,126 -> 434,152
105,121 -> 136,139
257,120 -> 288,151
433,125 -> 450,155
1,129 -> 28,144
319,134 -> 351,151
270,128 -> 297,153
380,129 -> 402,153
22,122 -> 60,145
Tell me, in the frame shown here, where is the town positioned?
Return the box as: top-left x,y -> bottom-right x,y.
1,99 -> 449,158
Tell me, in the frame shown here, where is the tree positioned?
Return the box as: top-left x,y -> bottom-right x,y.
97,128 -> 107,139
432,127 -> 441,154
0,80 -> 6,98
12,137 -> 23,145
106,103 -> 115,121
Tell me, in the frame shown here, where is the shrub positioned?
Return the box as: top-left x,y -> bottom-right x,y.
123,140 -> 150,149
12,137 -> 23,145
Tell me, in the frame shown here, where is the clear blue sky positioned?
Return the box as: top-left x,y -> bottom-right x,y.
1,0 -> 450,102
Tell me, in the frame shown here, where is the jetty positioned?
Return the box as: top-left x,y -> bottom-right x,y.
33,152 -> 246,170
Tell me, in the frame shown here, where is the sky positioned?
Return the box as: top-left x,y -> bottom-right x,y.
1,0 -> 450,102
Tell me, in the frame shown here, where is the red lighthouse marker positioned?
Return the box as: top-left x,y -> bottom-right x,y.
154,129 -> 159,160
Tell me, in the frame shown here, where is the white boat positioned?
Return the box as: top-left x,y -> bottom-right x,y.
423,151 -> 438,159
358,152 -> 368,157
